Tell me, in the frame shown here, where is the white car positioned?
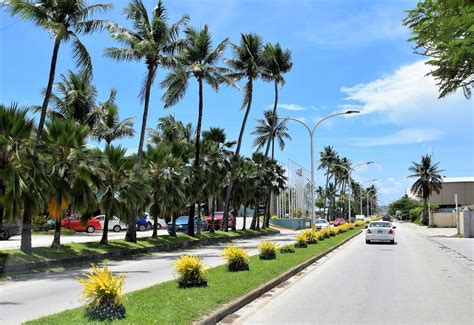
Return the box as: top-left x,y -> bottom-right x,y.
355,214 -> 366,221
314,218 -> 330,230
144,214 -> 167,230
366,221 -> 395,244
93,215 -> 127,232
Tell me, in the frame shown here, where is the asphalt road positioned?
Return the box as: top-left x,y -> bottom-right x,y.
0,217 -> 250,250
230,222 -> 474,325
0,228 -> 295,324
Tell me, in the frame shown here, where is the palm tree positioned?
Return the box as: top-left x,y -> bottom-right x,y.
260,42 -> 292,159
42,118 -> 96,248
97,145 -> 137,244
50,69 -> 98,127
222,33 -> 264,230
252,109 -> 291,159
90,89 -> 135,145
319,146 -> 337,218
4,0 -> 112,143
408,155 -> 444,225
105,0 -> 188,242
0,103 -> 39,253
161,25 -> 229,236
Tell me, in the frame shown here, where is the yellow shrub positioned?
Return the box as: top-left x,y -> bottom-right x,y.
280,243 -> 296,253
174,255 -> 208,287
222,246 -> 250,271
258,240 -> 279,259
301,229 -> 318,244
78,264 -> 125,307
295,232 -> 308,247
327,228 -> 337,236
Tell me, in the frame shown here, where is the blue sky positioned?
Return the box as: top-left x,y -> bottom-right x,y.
0,0 -> 473,205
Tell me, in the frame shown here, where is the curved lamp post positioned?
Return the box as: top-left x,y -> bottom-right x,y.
360,179 -> 377,215
278,110 -> 360,226
367,188 -> 377,216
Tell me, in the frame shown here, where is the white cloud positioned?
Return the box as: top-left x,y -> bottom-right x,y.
354,128 -> 444,147
271,103 -> 306,111
339,60 -> 473,128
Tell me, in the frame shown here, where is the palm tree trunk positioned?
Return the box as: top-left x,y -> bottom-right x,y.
100,213 -> 110,245
422,197 -> 429,225
126,65 -> 155,243
20,196 -> 32,254
223,79 -> 253,231
36,37 -> 61,144
242,206 -> 247,230
196,202 -> 202,236
250,206 -> 258,230
152,214 -> 159,238
0,182 -> 4,226
264,81 -> 279,158
210,197 -> 216,233
323,170 -> 330,219
170,213 -> 177,237
51,219 -> 61,248
187,78 -> 204,236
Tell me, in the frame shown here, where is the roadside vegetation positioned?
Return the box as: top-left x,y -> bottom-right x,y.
28,225 -> 363,324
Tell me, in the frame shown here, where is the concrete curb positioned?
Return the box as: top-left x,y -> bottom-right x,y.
0,230 -> 279,276
195,229 -> 363,325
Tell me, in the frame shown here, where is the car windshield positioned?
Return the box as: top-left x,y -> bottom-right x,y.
176,216 -> 188,223
316,220 -> 327,224
370,222 -> 391,228
214,212 -> 224,217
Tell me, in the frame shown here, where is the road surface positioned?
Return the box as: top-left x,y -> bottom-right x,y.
0,228 -> 295,324
229,221 -> 474,325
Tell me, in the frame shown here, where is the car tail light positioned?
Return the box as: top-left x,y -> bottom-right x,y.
388,229 -> 393,234
367,229 -> 372,234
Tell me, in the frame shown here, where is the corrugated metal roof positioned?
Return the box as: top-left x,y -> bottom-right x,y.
442,177 -> 474,183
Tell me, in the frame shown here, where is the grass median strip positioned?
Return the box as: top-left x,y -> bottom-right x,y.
28,227 -> 361,325
0,229 -> 277,267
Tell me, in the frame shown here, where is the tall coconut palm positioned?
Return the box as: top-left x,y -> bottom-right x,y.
252,109 -> 291,159
3,0 -> 112,143
222,33 -> 264,230
260,43 -> 292,159
161,25 -> 229,236
105,0 -> 188,242
90,89 -> 135,145
42,118 -> 96,248
50,69 -> 98,127
318,146 -> 337,218
408,155 -> 444,225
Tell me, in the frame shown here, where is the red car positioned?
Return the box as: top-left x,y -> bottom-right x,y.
205,212 -> 234,231
60,215 -> 101,233
334,218 -> 346,226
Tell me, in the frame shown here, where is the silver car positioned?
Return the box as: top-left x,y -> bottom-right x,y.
315,218 -> 330,230
366,221 -> 396,244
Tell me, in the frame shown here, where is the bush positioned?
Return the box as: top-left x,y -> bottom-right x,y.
295,232 -> 308,248
258,241 -> 279,260
409,207 -> 423,222
77,264 -> 126,321
174,255 -> 208,288
301,229 -> 318,244
222,246 -> 250,271
280,243 -> 296,253
354,220 -> 365,227
327,228 -> 336,237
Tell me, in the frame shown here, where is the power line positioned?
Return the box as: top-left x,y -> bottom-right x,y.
0,20 -> 21,32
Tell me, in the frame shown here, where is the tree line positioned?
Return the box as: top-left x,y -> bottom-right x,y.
0,0 -> 293,254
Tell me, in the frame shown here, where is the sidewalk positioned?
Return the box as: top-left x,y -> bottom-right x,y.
0,228 -> 296,325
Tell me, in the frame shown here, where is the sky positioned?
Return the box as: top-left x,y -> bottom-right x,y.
0,0 -> 473,205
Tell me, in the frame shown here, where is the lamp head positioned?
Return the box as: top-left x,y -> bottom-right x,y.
345,110 -> 360,114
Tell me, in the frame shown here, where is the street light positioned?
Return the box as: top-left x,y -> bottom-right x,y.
328,162 -> 374,222
360,179 -> 377,215
279,110 -> 360,226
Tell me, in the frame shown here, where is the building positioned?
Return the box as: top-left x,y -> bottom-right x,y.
430,177 -> 474,209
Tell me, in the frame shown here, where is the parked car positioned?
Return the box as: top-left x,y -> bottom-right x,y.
204,211 -> 234,231
314,218 -> 330,230
366,221 -> 396,244
167,215 -> 205,234
350,217 -> 356,223
136,215 -> 149,231
144,214 -> 167,229
0,220 -> 22,240
355,214 -> 366,221
334,218 -> 346,226
93,215 -> 127,232
60,215 -> 101,233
